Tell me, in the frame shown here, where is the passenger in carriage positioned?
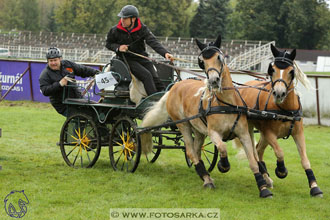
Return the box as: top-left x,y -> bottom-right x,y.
106,5 -> 174,96
39,47 -> 100,116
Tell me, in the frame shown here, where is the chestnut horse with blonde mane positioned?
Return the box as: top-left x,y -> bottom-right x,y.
140,35 -> 273,198
234,44 -> 323,197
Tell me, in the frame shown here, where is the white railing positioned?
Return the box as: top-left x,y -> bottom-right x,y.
1,39 -> 274,70
228,41 -> 275,70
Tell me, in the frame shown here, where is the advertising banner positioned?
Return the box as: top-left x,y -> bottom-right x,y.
0,60 -> 101,102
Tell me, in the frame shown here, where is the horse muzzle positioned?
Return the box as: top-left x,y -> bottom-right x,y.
272,88 -> 287,104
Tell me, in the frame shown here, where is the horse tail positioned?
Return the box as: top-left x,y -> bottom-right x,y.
140,92 -> 169,154
232,138 -> 247,159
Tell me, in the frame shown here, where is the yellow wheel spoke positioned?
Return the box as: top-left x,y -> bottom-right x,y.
124,146 -> 134,152
115,141 -> 123,146
70,135 -> 79,141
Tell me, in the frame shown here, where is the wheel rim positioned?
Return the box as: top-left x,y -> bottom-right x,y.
60,114 -> 101,168
109,118 -> 140,172
145,134 -> 162,163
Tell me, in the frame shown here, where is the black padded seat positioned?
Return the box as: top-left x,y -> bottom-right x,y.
110,58 -> 131,93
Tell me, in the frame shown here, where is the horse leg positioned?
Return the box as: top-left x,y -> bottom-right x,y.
264,132 -> 288,179
208,130 -> 230,173
179,124 -> 214,189
237,131 -> 273,198
255,134 -> 274,188
292,129 -> 323,197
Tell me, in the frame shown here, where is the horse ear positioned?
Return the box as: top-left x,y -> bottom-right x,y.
268,63 -> 274,76
289,49 -> 296,60
214,34 -> 222,48
195,38 -> 206,51
270,44 -> 280,57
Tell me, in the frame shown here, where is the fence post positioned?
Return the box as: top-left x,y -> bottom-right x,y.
28,61 -> 34,101
315,77 -> 321,125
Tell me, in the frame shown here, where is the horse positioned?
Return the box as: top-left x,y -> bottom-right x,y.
140,34 -> 273,198
234,44 -> 323,197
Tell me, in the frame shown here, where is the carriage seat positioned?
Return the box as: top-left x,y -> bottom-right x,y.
109,58 -> 132,97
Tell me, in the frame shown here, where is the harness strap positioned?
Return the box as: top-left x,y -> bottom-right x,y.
198,93 -> 211,126
198,94 -> 246,142
223,112 -> 241,142
254,83 -> 269,110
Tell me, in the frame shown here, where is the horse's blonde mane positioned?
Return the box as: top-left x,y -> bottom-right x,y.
294,61 -> 313,90
194,79 -> 213,100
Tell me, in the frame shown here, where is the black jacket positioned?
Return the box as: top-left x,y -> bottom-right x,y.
39,60 -> 98,115
106,18 -> 169,60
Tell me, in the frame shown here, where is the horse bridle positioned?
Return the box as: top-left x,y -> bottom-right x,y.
269,57 -> 295,93
198,46 -> 225,79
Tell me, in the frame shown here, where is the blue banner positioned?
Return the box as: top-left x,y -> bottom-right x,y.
0,60 -> 102,102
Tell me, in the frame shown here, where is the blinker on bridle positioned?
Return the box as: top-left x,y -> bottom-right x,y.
198,46 -> 225,79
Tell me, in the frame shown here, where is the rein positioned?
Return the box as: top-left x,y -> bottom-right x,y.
126,50 -> 202,78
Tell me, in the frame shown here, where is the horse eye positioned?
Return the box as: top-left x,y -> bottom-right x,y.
290,70 -> 295,75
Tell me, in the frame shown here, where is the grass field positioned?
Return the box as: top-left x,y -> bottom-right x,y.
0,101 -> 329,220
306,72 -> 330,75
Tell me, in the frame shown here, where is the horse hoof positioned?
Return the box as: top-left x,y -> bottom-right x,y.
217,161 -> 230,173
275,167 -> 288,179
203,183 -> 215,189
260,188 -> 273,198
310,187 -> 323,197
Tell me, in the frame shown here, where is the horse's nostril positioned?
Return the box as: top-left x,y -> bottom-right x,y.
281,92 -> 286,98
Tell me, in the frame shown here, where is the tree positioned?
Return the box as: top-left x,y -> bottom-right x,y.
0,0 -> 40,31
47,5 -> 57,32
190,0 -> 232,38
20,0 -> 40,31
120,0 -> 193,37
54,0 -> 116,33
229,0 -> 330,49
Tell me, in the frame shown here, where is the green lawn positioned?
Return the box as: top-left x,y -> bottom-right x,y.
306,72 -> 330,76
0,101 -> 329,220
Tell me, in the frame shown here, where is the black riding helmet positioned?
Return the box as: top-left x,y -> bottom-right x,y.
46,47 -> 62,59
117,5 -> 139,18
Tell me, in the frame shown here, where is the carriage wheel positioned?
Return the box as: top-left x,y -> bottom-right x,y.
145,133 -> 162,163
60,113 -> 101,168
109,117 -> 141,173
185,141 -> 218,172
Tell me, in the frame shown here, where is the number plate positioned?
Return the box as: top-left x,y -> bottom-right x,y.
95,72 -> 117,90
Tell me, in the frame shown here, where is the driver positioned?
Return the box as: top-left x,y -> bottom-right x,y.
105,5 -> 173,96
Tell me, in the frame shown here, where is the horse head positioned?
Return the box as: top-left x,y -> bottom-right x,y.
196,34 -> 226,91
268,44 -> 296,104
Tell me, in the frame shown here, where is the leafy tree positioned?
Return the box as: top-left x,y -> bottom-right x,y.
190,0 -> 231,38
54,0 -> 116,33
20,0 -> 40,31
0,0 -> 39,31
115,0 -> 193,37
47,5 -> 57,32
229,0 -> 330,49
0,0 -> 24,30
